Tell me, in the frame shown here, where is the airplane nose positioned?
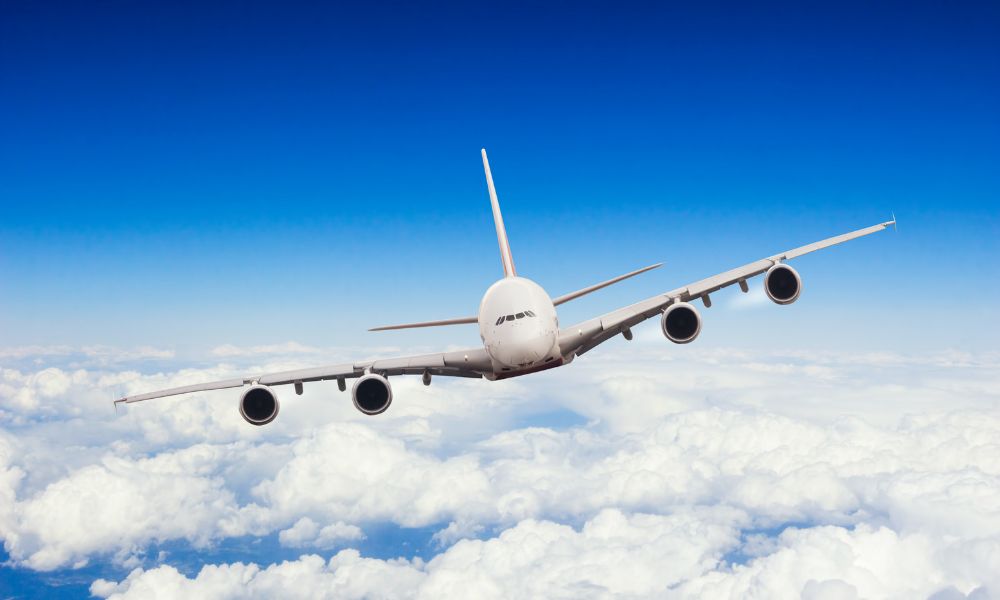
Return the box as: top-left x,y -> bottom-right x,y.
494,331 -> 556,367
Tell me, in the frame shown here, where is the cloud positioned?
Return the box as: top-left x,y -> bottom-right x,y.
92,508 -> 742,599
679,524 -> 999,599
91,551 -> 427,600
278,517 -> 364,549
90,517 -> 1000,599
4,444 -> 256,571
2,344 -> 1000,597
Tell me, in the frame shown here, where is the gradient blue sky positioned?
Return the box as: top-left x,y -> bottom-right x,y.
2,4 -> 1000,598
1,1 -> 998,354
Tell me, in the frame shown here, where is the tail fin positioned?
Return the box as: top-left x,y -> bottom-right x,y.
482,149 -> 517,277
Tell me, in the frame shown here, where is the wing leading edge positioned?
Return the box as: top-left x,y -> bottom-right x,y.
559,219 -> 895,358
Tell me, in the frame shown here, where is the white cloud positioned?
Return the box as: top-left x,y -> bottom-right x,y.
91,516 -> 1000,599
278,517 -> 364,549
1,344 -> 1000,597
92,508 -> 741,599
679,524 -> 999,599
4,444 -> 256,571
92,552 -> 427,600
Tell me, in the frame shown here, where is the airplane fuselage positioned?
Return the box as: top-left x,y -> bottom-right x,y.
478,277 -> 560,373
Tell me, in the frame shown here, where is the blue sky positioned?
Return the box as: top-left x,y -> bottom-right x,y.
1,4 -> 1000,598
1,1 -> 997,353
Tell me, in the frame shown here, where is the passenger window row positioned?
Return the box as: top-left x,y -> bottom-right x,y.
495,310 -> 536,326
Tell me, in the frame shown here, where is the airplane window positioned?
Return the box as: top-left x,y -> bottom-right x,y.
525,310 -> 536,317
516,312 -> 525,319
506,315 -> 515,321
496,316 -> 504,326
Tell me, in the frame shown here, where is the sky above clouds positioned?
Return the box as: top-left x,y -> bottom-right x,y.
1,0 -> 999,598
0,0 -> 998,352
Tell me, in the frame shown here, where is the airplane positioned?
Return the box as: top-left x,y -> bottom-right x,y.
115,149 -> 895,425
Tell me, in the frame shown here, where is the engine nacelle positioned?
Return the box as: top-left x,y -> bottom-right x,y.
240,385 -> 279,426
352,374 -> 393,415
661,302 -> 701,344
764,264 -> 802,305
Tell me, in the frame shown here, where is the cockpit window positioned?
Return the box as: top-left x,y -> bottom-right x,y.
497,310 -> 536,326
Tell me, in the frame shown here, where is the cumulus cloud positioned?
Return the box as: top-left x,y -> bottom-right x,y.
92,508 -> 742,599
2,344 -> 1000,597
91,517 -> 999,599
278,517 -> 364,549
4,444 -> 259,570
91,551 -> 427,600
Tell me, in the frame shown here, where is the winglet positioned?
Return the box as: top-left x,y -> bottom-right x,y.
482,149 -> 517,278
891,211 -> 897,232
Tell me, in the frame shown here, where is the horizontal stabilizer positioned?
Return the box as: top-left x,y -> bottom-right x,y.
552,263 -> 662,306
369,315 -> 478,332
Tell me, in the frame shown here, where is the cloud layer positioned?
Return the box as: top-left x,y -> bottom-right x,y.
1,343 -> 998,597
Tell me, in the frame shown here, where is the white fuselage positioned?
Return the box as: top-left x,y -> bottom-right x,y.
478,277 -> 560,372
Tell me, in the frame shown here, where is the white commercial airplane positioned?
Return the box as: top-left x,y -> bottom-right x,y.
116,149 -> 895,424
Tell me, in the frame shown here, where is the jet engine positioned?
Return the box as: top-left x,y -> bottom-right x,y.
764,264 -> 802,305
240,385 -> 279,426
352,374 -> 393,415
661,302 -> 701,344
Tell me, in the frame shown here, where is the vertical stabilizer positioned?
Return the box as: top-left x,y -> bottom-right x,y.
481,148 -> 517,278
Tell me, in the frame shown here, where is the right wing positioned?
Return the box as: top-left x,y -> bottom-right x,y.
559,219 -> 895,358
116,347 -> 493,405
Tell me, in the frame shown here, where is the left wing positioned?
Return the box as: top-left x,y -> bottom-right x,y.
559,219 -> 895,358
115,347 -> 493,405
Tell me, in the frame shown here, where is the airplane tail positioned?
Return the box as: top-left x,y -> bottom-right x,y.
369,149 -> 515,332
482,149 -> 517,278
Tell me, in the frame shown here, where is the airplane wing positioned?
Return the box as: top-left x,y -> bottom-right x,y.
116,347 -> 494,405
559,219 -> 895,358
